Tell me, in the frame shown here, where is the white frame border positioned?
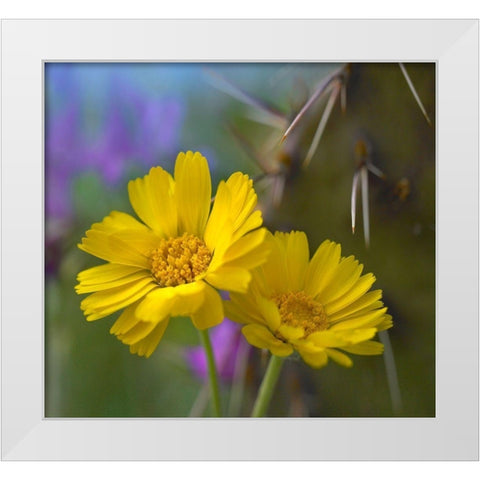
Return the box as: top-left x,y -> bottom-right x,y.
1,19 -> 478,460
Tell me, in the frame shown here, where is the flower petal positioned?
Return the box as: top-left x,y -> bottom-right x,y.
204,180 -> 232,251
81,277 -> 156,321
78,229 -> 151,269
222,228 -> 268,268
307,328 -> 377,347
304,240 -> 341,298
174,151 -> 211,237
76,264 -> 145,291
190,284 -> 224,330
90,210 -> 151,234
284,231 -> 310,291
224,294 -> 265,325
116,320 -> 160,345
325,348 -> 353,367
321,273 -> 376,314
135,281 -> 206,323
260,232 -> 289,293
226,173 -> 256,224
329,308 -> 388,331
128,166 -> 177,237
76,270 -> 152,294
110,301 -> 142,335
205,266 -> 252,293
241,324 -> 293,356
277,324 -> 305,341
318,256 -> 363,305
341,340 -> 385,355
377,314 -> 393,331
326,289 -> 383,319
256,296 -> 282,331
129,319 -> 170,358
298,349 -> 328,369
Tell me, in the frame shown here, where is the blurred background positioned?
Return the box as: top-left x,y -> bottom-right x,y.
45,62 -> 435,417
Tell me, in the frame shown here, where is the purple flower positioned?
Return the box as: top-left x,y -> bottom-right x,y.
187,321 -> 250,382
45,63 -> 185,221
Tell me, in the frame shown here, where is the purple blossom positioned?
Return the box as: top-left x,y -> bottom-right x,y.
187,321 -> 250,382
45,63 -> 185,221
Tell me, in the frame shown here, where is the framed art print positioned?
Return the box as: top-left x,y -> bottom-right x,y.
1,19 -> 478,460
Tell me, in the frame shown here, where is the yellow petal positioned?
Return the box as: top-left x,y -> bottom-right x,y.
256,296 -> 282,331
135,281 -> 206,323
129,319 -> 170,358
341,340 -> 385,355
116,320 -> 160,345
230,210 -> 263,243
77,263 -> 144,288
298,349 -> 328,369
329,308 -> 388,331
81,278 -> 156,321
204,180 -> 232,251
174,151 -> 211,237
90,210 -> 151,234
307,327 -> 377,347
128,166 -> 177,237
325,348 -> 353,367
222,228 -> 267,266
76,270 -> 152,294
109,229 -> 161,257
321,273 -> 376,314
304,240 -> 341,298
326,289 -> 383,319
225,173 -> 258,233
134,286 -> 176,322
205,266 -> 252,293
110,301 -> 142,335
224,295 -> 265,325
206,218 -> 234,271
260,232 -> 289,293
171,281 -> 208,317
242,324 -> 293,357
377,314 -> 393,331
318,256 -> 363,305
191,284 -> 224,330
78,229 -> 150,269
285,231 -> 310,291
277,324 -> 304,341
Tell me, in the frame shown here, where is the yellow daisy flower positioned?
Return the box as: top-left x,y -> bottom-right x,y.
76,151 -> 269,358
225,231 -> 392,369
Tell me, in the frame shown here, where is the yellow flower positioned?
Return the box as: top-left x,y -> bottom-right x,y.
225,231 -> 392,368
76,151 -> 269,358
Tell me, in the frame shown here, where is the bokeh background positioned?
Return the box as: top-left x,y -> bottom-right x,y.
45,62 -> 435,417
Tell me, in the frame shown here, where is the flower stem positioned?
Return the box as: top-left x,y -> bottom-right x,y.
251,355 -> 285,417
199,329 -> 222,417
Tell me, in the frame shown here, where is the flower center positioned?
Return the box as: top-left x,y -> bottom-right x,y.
150,233 -> 212,287
272,291 -> 328,337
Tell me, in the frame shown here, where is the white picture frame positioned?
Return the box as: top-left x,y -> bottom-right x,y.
1,19 -> 478,460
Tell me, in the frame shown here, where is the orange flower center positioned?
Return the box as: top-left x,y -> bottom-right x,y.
272,291 -> 328,337
150,233 -> 212,287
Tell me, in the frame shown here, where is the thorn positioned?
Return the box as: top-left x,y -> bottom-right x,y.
367,162 -> 386,180
351,170 -> 360,235
281,65 -> 345,141
361,166 -> 370,248
340,83 -> 347,113
203,67 -> 288,128
399,63 -> 432,126
303,82 -> 341,169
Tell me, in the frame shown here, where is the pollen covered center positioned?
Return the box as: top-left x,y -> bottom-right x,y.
150,233 -> 212,287
273,291 -> 328,337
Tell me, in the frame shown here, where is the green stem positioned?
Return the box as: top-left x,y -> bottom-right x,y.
199,329 -> 222,417
251,355 -> 285,417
